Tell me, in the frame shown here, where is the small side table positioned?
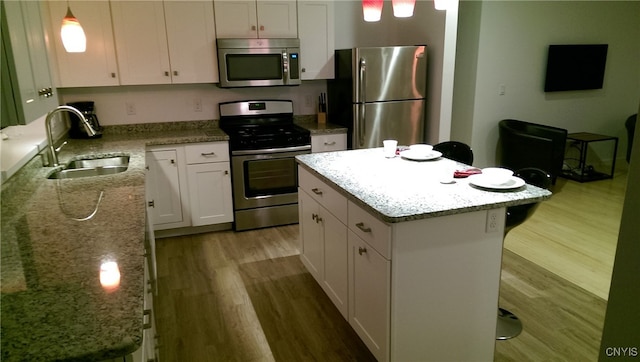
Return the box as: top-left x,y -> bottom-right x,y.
561,132 -> 618,182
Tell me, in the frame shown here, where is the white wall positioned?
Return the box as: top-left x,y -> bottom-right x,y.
453,1 -> 640,168
58,82 -> 327,125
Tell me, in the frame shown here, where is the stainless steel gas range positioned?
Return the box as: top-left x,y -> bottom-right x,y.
219,100 -> 311,231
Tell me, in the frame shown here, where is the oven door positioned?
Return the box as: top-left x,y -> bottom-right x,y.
231,146 -> 310,211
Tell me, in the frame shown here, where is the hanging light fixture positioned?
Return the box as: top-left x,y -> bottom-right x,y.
362,0 -> 384,22
61,4 -> 86,53
392,0 -> 416,18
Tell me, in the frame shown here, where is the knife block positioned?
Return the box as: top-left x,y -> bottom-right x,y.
317,112 -> 327,124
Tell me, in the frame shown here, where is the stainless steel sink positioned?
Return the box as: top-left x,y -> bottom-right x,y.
48,156 -> 130,179
66,156 -> 130,170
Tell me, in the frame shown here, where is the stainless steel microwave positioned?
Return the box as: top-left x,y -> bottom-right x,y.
217,38 -> 301,88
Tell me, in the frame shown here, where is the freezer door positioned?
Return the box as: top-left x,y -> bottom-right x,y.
354,46 -> 427,103
353,100 -> 425,149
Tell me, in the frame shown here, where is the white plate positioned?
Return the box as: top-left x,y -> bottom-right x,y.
468,174 -> 526,190
400,150 -> 442,161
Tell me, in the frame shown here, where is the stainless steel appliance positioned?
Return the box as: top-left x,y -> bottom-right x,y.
66,101 -> 102,139
327,45 -> 427,149
217,38 -> 301,88
219,100 -> 310,231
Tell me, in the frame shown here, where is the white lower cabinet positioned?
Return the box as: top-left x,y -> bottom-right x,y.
146,147 -> 189,229
298,166 -> 388,360
298,188 -> 348,318
146,142 -> 233,231
348,230 -> 390,361
185,143 -> 233,226
311,133 -> 347,153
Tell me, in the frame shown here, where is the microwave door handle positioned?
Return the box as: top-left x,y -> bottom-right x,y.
282,51 -> 289,84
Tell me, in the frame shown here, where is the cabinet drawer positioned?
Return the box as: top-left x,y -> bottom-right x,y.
185,142 -> 229,164
348,201 -> 391,259
298,166 -> 347,221
311,133 -> 347,153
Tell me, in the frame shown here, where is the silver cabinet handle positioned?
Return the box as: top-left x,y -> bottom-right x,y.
148,200 -> 155,208
312,213 -> 318,221
201,152 -> 216,156
111,72 -> 116,78
311,188 -> 323,195
164,71 -> 170,76
143,309 -> 152,329
173,70 -> 179,76
355,222 -> 371,233
324,141 -> 336,146
358,246 -> 367,255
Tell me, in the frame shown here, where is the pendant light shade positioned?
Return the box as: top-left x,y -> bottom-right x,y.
61,6 -> 86,53
362,0 -> 383,22
434,0 -> 450,11
392,0 -> 416,18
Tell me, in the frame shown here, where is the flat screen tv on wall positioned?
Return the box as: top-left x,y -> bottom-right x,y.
544,44 -> 608,92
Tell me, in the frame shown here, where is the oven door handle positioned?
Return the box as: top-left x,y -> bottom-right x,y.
231,145 -> 311,156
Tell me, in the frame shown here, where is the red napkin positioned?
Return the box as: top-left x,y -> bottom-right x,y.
454,168 -> 482,178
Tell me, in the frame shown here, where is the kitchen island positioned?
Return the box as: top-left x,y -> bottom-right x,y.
296,148 -> 552,361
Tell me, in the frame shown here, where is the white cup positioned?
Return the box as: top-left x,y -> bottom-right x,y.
383,140 -> 398,158
440,160 -> 456,184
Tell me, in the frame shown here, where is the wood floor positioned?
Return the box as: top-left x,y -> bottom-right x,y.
155,167 -> 627,361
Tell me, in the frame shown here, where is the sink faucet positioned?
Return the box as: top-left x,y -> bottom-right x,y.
45,105 -> 98,167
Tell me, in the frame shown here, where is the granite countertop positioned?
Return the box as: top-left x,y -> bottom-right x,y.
0,124 -> 228,361
296,148 -> 552,223
296,120 -> 347,134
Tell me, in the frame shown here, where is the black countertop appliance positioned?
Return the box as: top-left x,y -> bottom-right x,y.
66,101 -> 103,139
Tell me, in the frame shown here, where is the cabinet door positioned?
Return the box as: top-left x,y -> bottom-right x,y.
321,208 -> 348,319
186,162 -> 233,226
164,1 -> 219,84
146,149 -> 185,226
348,230 -> 390,362
213,0 -> 258,38
45,1 -> 119,87
256,0 -> 297,38
311,133 -> 347,153
111,2 -> 171,85
299,189 -> 323,282
2,1 -> 57,125
298,1 -> 334,79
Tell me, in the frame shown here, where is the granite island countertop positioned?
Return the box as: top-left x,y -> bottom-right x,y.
296,148 -> 552,223
0,124 -> 228,361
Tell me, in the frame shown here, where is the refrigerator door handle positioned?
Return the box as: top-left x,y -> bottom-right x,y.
358,58 -> 367,147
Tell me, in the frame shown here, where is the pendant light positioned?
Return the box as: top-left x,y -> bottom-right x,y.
362,0 -> 383,22
61,4 -> 86,53
434,0 -> 450,11
392,0 -> 416,18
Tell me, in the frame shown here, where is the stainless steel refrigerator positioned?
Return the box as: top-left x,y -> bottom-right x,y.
327,45 -> 427,149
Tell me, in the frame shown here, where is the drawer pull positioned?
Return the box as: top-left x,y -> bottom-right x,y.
143,309 -> 152,329
311,188 -> 323,195
358,246 -> 367,255
200,152 -> 216,156
312,213 -> 317,221
324,141 -> 336,146
355,222 -> 371,233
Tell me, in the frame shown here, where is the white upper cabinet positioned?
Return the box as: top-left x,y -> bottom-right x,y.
2,1 -> 58,125
214,0 -> 297,39
111,1 -> 218,85
163,1 -> 219,84
45,1 -> 119,87
298,1 -> 334,79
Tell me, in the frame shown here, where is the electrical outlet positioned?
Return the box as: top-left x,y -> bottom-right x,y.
486,209 -> 500,233
126,102 -> 136,115
194,98 -> 202,112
